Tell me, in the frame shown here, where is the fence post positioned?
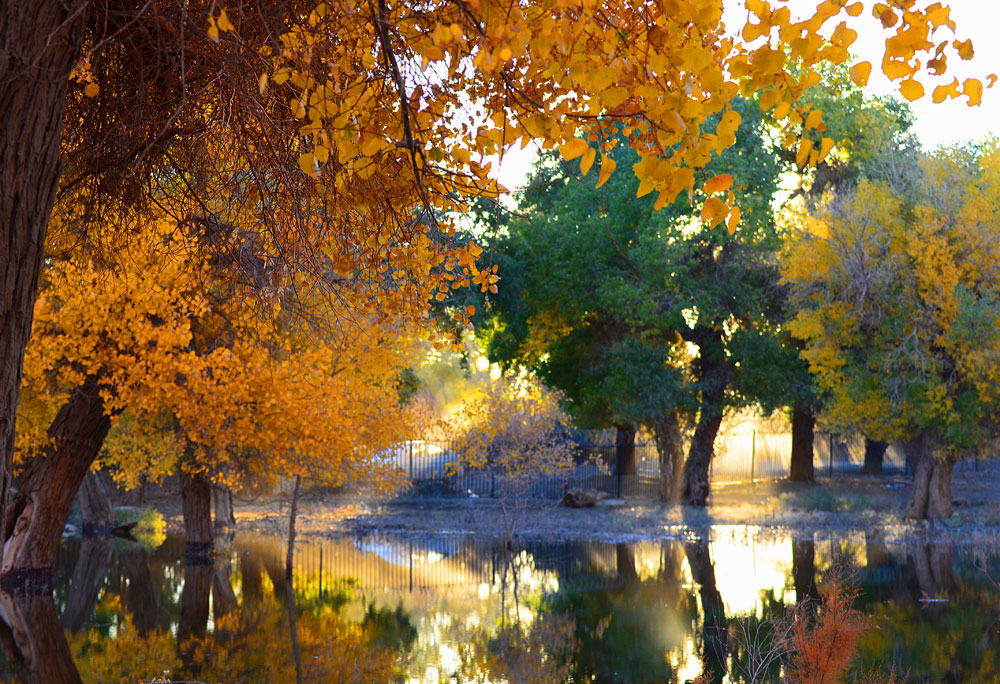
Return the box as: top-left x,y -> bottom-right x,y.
491,470 -> 496,498
829,434 -> 834,477
750,429 -> 756,483
408,440 -> 413,477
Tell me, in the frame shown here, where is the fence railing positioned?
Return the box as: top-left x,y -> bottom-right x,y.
383,432 -> 954,501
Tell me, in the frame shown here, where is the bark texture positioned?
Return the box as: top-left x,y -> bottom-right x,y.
681,328 -> 729,506
182,470 -> 213,559
862,438 -> 888,475
903,432 -> 954,519
788,406 -> 815,482
3,376 -> 111,582
652,411 -> 685,503
212,483 -> 237,528
77,471 -> 113,535
0,0 -> 89,578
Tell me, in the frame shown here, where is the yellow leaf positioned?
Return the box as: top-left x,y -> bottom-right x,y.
818,137 -> 835,162
804,109 -> 823,130
84,82 -> 99,98
796,139 -> 813,167
704,174 -> 733,195
298,152 -> 319,179
849,61 -> 871,86
217,8 -> 235,31
207,17 -> 220,43
595,153 -> 616,189
845,2 -> 863,16
899,79 -> 924,101
700,197 -> 728,229
727,206 -> 741,234
258,73 -> 268,95
580,146 -> 597,176
559,139 -> 589,161
955,39 -> 975,61
636,177 -> 656,198
964,78 -> 983,106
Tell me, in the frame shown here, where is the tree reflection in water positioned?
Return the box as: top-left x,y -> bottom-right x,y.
9,530 -> 1000,683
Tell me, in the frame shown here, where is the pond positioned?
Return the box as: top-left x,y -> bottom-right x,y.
3,526 -> 998,683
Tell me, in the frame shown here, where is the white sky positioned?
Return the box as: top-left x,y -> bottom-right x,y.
492,0 -> 1000,193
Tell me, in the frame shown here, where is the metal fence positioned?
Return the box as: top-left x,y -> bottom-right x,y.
385,431 -> 983,501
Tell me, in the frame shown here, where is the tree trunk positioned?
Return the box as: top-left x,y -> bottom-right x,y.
862,438 -> 888,475
212,483 -> 236,528
615,543 -> 638,584
60,535 -> 113,632
178,562 -> 212,651
614,424 -> 636,476
0,0 -> 89,579
182,471 -> 213,560
792,539 -> 819,605
681,327 -> 729,506
0,591 -> 82,684
286,475 -> 304,684
3,375 -> 111,585
120,547 -> 158,635
685,540 -> 728,684
76,471 -> 113,536
652,411 -> 684,503
789,406 -> 815,482
903,432 -> 954,520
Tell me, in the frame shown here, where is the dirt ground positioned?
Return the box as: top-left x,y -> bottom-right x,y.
153,464 -> 1000,545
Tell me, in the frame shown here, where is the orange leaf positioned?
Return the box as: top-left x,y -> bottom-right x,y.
850,61 -> 872,86
559,139 -> 589,161
900,79 -> 924,102
701,197 -> 728,228
595,153 -> 616,189
704,174 -> 733,195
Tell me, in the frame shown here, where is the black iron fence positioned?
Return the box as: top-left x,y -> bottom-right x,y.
384,432 -> 988,501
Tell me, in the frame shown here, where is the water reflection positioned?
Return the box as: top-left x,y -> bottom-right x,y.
2,529 -> 1000,682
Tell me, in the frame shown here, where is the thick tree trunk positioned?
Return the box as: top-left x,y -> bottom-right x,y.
903,432 -> 954,519
685,540 -> 728,684
681,328 -> 729,506
3,375 -> 111,585
60,535 -> 113,632
182,470 -> 214,560
77,471 -> 113,535
213,483 -> 237,528
681,405 -> 724,506
614,424 -> 636,476
789,406 -> 815,482
652,411 -> 685,503
0,0 -> 89,578
862,438 -> 888,475
0,591 -> 82,684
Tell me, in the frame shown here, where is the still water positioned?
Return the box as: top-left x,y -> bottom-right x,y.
6,527 -> 999,683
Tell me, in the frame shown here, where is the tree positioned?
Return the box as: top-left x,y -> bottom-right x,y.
448,376 -> 575,545
784,143 -> 1000,519
12,220 -> 419,572
0,0 -> 985,579
479,101 -> 784,505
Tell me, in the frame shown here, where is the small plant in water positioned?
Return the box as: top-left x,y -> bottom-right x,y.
723,566 -> 901,684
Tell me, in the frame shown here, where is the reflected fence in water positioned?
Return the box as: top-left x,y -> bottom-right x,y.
385,432 -> 923,500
